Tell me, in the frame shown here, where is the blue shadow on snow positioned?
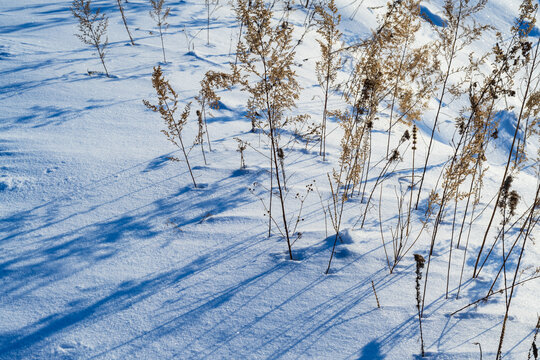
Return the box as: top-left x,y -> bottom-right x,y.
419,6 -> 446,27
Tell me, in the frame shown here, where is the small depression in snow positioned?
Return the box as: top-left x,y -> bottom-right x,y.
516,20 -> 540,37
0,176 -> 26,191
419,6 -> 446,27
496,110 -> 518,137
493,110 -> 527,155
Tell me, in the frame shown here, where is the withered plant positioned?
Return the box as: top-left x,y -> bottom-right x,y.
232,0 -> 306,260
195,110 -> 208,165
529,316 -> 540,360
116,0 -> 135,45
414,253 -> 426,358
71,0 -> 110,77
474,1 -> 539,277
372,130 -> 431,274
314,0 -> 342,161
205,0 -> 220,45
515,89 -> 540,169
343,3 -> 395,200
249,180 -> 312,248
449,6 -> 539,294
289,182 -> 314,242
325,109 -> 373,273
277,147 -> 287,190
368,281 -> 380,308
473,75 -> 536,277
235,137 -> 248,169
322,2 -> 429,269
497,176 -> 520,297
149,0 -> 170,63
416,1 -> 539,311
196,70 -> 236,151
496,183 -> 539,359
407,125 -> 418,235
373,0 -> 436,158
343,0 -> 434,205
358,130 -> 409,229
414,0 -> 490,209
474,194 -> 539,300
143,66 -> 197,187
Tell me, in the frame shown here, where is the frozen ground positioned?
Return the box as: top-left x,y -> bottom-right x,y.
0,0 -> 538,359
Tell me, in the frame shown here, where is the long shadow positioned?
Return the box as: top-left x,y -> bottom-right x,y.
0,153 -> 185,238
0,17 -> 68,35
83,226 -> 397,359
0,58 -> 56,77
0,2 -> 56,13
0,70 -> 99,107
87,248 -> 281,359
1,263 -> 212,358
1,155 -> 266,299
263,274 -> 387,358
0,207 -> 158,299
2,103 -> 109,128
202,248 -> 403,358
1,162 -> 269,358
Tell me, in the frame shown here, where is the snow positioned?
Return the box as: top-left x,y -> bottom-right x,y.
0,0 -> 538,359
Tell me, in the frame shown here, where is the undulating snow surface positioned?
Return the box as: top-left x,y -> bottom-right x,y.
0,0 -> 538,359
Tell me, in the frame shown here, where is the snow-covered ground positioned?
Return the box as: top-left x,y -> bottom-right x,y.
0,0 -> 538,359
